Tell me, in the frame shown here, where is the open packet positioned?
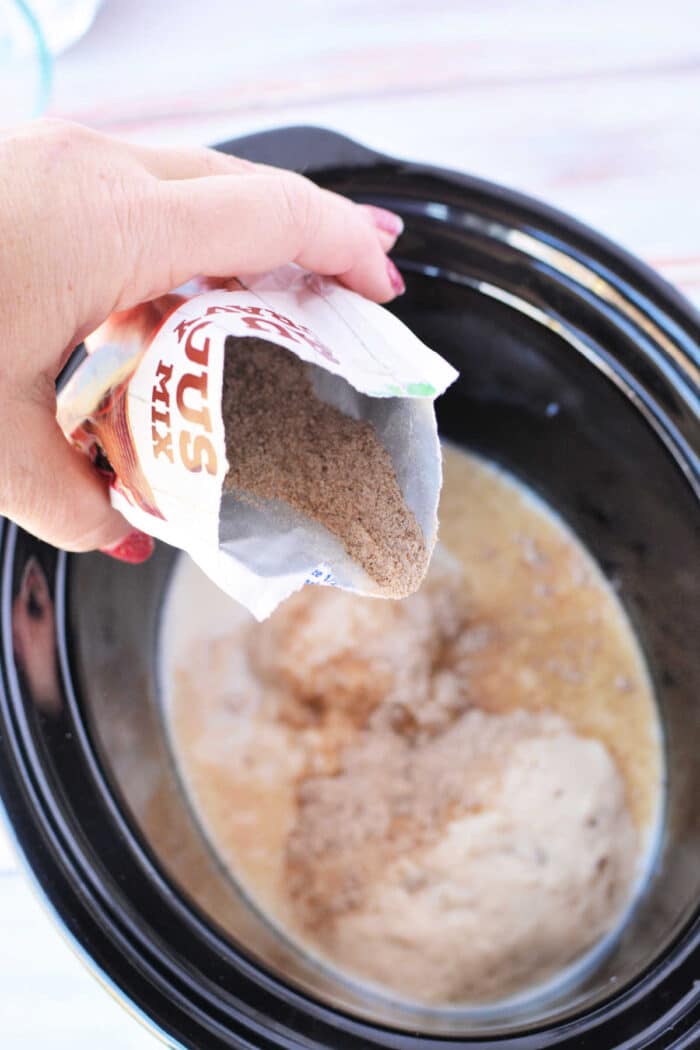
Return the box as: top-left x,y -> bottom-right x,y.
57,267 -> 458,619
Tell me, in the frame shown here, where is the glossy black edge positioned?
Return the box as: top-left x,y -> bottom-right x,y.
0,126 -> 698,1049
1,520 -> 700,1050
220,128 -> 700,499
221,126 -> 700,364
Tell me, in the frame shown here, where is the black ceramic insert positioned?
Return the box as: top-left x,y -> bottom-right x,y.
0,127 -> 698,1050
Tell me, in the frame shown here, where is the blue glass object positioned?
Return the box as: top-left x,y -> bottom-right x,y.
0,0 -> 52,121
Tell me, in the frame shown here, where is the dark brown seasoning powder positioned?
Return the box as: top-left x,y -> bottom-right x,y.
221,338 -> 429,598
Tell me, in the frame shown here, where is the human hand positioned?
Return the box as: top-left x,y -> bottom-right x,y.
0,119 -> 405,561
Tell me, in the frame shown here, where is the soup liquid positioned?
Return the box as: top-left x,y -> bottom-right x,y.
160,446 -> 663,1003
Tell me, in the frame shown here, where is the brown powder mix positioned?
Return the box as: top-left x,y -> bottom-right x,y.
248,553 -> 476,771
238,554 -> 638,946
284,706 -> 616,933
247,557 -> 492,926
221,337 -> 429,598
163,446 -> 659,1004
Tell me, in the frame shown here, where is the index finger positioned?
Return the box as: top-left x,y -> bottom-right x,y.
146,170 -> 403,304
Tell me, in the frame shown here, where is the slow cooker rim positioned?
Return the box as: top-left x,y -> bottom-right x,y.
226,126 -> 700,362
0,124 -> 699,1049
3,538 -> 700,1048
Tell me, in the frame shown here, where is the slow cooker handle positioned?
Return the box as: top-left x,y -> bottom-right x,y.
214,125 -> 388,176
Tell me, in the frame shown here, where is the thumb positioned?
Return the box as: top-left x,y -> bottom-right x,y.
2,400 -> 153,561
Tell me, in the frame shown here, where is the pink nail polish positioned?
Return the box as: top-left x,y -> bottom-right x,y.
100,530 -> 155,564
365,205 -> 404,238
386,257 -> 406,296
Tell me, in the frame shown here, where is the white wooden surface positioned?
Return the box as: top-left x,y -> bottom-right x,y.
1,1 -> 699,1045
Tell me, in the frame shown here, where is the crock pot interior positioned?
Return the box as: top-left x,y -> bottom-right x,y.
65,261 -> 700,1037
3,130 -> 697,1047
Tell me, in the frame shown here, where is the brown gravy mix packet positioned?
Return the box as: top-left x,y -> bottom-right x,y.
57,267 -> 458,619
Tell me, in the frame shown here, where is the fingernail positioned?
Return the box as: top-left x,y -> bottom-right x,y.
386,257 -> 406,296
100,529 -> 155,564
375,229 -> 398,253
365,205 -> 404,238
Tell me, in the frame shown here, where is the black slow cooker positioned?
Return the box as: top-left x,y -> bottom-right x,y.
1,127 -> 699,1049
